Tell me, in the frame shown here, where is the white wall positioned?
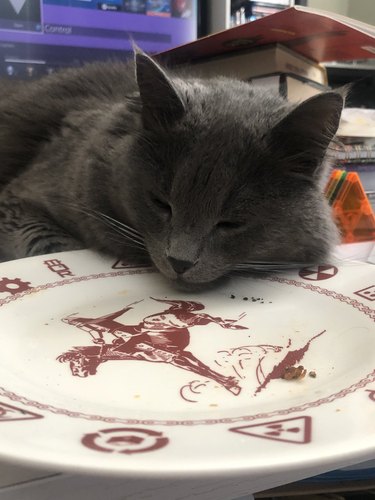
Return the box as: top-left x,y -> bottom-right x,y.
307,0 -> 349,16
308,0 -> 375,25
347,0 -> 375,25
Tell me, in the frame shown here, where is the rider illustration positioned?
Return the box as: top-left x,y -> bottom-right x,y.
58,298 -> 247,394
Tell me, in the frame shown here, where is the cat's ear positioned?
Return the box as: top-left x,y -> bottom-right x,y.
134,50 -> 185,128
270,92 -> 344,180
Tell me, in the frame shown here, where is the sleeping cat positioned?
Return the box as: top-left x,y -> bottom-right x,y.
0,50 -> 343,289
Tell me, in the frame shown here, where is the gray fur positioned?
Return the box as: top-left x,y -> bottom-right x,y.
0,52 -> 343,289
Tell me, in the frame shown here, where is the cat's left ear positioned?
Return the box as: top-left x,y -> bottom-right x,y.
270,92 -> 344,180
135,50 -> 185,129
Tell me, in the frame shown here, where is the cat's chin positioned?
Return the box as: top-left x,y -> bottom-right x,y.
171,275 -> 229,292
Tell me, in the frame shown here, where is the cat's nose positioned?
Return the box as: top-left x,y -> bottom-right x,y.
167,256 -> 195,275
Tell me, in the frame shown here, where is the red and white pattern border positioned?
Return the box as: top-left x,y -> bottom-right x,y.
264,276 -> 374,321
0,371 -> 373,426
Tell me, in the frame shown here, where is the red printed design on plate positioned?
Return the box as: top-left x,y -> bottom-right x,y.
354,286 -> 375,302
112,260 -> 144,269
0,401 -> 43,422
57,298 -> 327,402
0,277 -> 32,295
299,265 -> 338,281
366,390 -> 375,402
44,259 -> 75,278
82,427 -> 169,454
230,416 -> 312,444
58,298 -> 247,394
181,331 -> 326,402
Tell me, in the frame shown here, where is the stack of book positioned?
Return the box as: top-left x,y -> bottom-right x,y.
181,43 -> 328,102
158,6 -> 375,102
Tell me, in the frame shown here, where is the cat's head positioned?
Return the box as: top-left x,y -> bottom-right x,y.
120,52 -> 344,289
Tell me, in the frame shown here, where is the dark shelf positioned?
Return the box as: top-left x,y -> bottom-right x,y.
326,63 -> 375,108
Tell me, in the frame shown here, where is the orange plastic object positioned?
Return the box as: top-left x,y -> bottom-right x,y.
328,171 -> 375,243
324,169 -> 342,199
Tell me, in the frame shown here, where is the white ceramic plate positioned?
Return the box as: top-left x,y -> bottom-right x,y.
0,250 -> 373,477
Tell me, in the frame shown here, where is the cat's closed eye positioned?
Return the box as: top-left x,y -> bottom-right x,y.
150,195 -> 172,218
215,221 -> 244,231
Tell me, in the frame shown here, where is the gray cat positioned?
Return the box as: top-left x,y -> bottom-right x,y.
0,51 -> 343,289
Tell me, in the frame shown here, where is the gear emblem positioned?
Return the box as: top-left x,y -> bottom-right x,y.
0,277 -> 33,295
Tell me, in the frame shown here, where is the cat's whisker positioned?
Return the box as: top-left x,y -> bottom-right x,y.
62,202 -> 146,250
109,229 -> 146,250
103,231 -> 147,252
230,271 -> 256,279
230,269 -> 279,279
234,260 -> 308,269
231,261 -> 311,275
105,233 -> 146,252
92,211 -> 142,239
66,203 -> 144,243
98,219 -> 146,247
67,202 -> 142,236
96,219 -> 146,248
234,265 -> 297,270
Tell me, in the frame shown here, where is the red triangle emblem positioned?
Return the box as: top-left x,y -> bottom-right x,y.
0,402 -> 43,422
230,416 -> 312,444
112,260 -> 136,269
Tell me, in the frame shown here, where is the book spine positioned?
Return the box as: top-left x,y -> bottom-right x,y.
334,145 -> 375,163
188,46 -> 327,84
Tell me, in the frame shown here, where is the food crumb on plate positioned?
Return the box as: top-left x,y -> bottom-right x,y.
281,365 -> 306,380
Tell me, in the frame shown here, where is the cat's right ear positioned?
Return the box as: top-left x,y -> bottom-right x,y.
134,50 -> 185,129
269,92 -> 344,181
